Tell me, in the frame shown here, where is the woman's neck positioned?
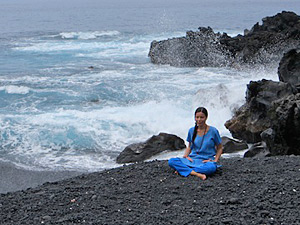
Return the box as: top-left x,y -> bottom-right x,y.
198,124 -> 207,130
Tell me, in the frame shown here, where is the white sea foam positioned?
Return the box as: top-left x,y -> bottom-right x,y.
59,31 -> 121,40
13,39 -> 149,55
0,85 -> 31,94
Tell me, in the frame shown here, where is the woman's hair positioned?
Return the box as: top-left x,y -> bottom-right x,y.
192,107 -> 208,144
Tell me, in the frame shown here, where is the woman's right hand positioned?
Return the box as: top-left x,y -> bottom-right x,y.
183,155 -> 193,162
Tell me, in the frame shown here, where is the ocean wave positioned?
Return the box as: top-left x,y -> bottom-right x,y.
13,39 -> 150,56
0,85 -> 31,94
59,31 -> 121,40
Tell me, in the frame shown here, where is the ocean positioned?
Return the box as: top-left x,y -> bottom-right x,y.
1,0 -> 299,172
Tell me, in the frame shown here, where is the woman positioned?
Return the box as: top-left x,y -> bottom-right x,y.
168,107 -> 223,180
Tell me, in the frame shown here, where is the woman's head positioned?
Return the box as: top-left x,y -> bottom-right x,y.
194,107 -> 208,127
192,107 -> 208,143
194,107 -> 208,117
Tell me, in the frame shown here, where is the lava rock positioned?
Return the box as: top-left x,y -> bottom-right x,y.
267,93 -> 300,155
116,133 -> 186,163
221,136 -> 248,153
149,11 -> 300,67
148,26 -> 231,67
278,49 -> 300,91
225,79 -> 296,143
244,142 -> 270,158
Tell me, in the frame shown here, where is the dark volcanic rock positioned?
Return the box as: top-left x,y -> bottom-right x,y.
0,157 -> 299,225
226,79 -> 300,156
116,133 -> 185,163
231,11 -> 300,65
278,49 -> 300,90
148,27 -> 231,67
221,136 -> 248,153
267,93 -> 300,155
225,79 -> 296,143
244,142 -> 270,158
149,11 -> 300,67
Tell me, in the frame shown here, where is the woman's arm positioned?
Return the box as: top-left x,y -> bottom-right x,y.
202,143 -> 223,163
183,142 -> 193,162
213,143 -> 223,162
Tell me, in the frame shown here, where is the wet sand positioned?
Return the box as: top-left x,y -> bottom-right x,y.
0,161 -> 81,194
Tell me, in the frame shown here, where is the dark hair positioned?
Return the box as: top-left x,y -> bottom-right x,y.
192,107 -> 208,144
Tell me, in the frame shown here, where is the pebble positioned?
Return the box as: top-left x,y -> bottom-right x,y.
42,216 -> 51,221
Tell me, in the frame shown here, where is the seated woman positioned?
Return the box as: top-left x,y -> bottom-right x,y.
168,107 -> 223,180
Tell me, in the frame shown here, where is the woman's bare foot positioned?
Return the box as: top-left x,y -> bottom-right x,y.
190,171 -> 206,180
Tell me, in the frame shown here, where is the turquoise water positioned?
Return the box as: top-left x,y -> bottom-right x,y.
0,0 -> 299,171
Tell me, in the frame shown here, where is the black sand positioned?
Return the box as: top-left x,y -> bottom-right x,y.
0,156 -> 299,224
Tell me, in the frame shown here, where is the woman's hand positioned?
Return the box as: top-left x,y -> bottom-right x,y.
202,159 -> 216,163
183,143 -> 193,162
183,155 -> 193,162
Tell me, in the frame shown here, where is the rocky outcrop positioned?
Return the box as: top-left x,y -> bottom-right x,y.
116,133 -> 186,163
149,27 -> 231,67
149,11 -> 300,67
226,48 -> 300,157
278,49 -> 300,91
225,79 -> 296,143
266,93 -> 300,155
221,136 -> 248,153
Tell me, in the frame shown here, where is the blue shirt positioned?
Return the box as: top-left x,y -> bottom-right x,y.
186,125 -> 222,160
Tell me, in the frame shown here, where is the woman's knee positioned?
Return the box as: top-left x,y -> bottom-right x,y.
168,157 -> 181,167
204,162 -> 217,175
196,162 -> 217,175
168,158 -> 176,167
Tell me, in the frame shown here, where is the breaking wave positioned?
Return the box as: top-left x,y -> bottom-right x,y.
58,31 -> 121,40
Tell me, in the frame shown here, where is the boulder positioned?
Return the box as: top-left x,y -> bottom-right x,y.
221,136 -> 248,153
225,79 -> 296,143
149,11 -> 300,67
116,133 -> 186,164
278,49 -> 300,91
244,142 -> 270,158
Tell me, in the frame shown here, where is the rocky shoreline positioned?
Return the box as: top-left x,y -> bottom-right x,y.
1,156 -> 299,224
148,11 -> 300,68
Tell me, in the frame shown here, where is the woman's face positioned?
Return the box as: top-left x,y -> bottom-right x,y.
195,111 -> 207,127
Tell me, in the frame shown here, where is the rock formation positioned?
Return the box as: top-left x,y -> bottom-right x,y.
149,27 -> 231,67
278,49 -> 300,91
225,79 -> 296,143
221,136 -> 248,154
116,133 -> 185,163
149,11 -> 300,67
226,49 -> 300,157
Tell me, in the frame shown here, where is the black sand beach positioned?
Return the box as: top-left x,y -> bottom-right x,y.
0,156 -> 299,225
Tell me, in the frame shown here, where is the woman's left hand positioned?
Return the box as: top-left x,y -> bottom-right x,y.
202,159 -> 216,163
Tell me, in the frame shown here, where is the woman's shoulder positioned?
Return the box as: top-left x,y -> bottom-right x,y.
188,126 -> 195,133
208,126 -> 219,133
189,127 -> 195,131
